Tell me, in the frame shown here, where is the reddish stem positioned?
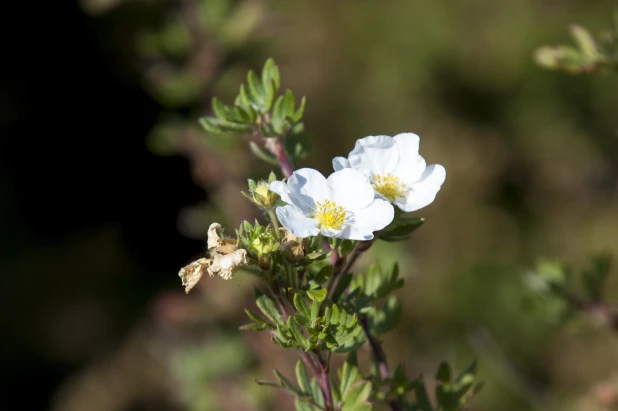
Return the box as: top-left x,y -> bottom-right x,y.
275,138 -> 293,179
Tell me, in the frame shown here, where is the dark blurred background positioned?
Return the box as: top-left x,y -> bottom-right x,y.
2,1 -> 618,410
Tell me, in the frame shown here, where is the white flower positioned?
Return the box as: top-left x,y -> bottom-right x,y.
269,168 -> 394,240
332,133 -> 446,212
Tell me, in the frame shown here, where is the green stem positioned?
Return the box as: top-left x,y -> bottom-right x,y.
267,208 -> 280,232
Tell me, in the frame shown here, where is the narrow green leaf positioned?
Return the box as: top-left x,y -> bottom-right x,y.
330,304 -> 341,325
262,58 -> 280,91
293,96 -> 307,122
255,288 -> 282,325
275,368 -> 303,396
310,378 -> 325,408
211,97 -> 228,120
247,70 -> 265,107
378,217 -> 425,242
249,142 -> 280,165
198,116 -> 223,134
239,322 -> 267,331
288,316 -> 307,345
324,306 -> 332,324
215,119 -> 253,133
342,380 -> 372,407
294,293 -> 310,317
340,352 -> 361,396
271,95 -> 285,134
295,360 -> 311,393
570,24 -> 599,57
245,308 -> 268,325
282,89 -> 296,117
310,299 -> 320,320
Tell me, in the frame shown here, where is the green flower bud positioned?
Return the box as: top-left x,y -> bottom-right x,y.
242,172 -> 279,209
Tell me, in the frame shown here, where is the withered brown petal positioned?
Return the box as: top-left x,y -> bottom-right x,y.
178,258 -> 211,293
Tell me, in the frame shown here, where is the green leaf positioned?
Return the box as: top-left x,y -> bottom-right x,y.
293,314 -> 310,327
311,378 -> 325,408
293,96 -> 307,122
261,58 -> 280,92
369,295 -> 402,335
282,89 -> 296,117
271,95 -> 286,134
288,316 -> 307,345
378,217 -> 424,242
330,304 -> 341,325
294,293 -> 311,317
275,368 -> 304,396
239,322 -> 268,331
255,288 -> 282,325
247,70 -> 265,108
249,142 -> 280,165
198,116 -> 224,134
570,24 -> 600,57
211,97 -> 228,120
340,352 -> 361,396
295,360 -> 311,393
342,380 -> 372,409
245,308 -> 268,325
294,397 -> 318,411
307,288 -> 327,302
310,299 -> 320,320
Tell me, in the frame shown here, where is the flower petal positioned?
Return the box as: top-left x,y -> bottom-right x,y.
327,168 -> 374,211
353,135 -> 396,151
276,205 -> 320,238
332,156 -> 350,171
393,133 -> 426,183
327,225 -> 374,241
353,199 -> 394,233
348,145 -> 399,176
395,164 -> 446,212
269,181 -> 294,204
393,133 -> 420,156
286,168 -> 330,210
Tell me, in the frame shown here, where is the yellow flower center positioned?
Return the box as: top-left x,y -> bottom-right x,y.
313,200 -> 346,230
373,173 -> 405,200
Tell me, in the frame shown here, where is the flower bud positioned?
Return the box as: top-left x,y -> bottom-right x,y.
250,231 -> 279,256
242,172 -> 279,209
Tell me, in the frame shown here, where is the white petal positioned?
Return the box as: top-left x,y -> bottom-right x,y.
393,133 -> 420,156
392,133 -> 426,184
327,168 -> 374,210
332,156 -> 350,171
269,181 -> 294,205
394,153 -> 426,185
353,199 -> 394,233
416,164 -> 446,188
286,168 -> 330,210
348,144 -> 399,176
395,164 -> 446,212
276,205 -> 320,238
327,225 -> 374,241
352,135 -> 395,151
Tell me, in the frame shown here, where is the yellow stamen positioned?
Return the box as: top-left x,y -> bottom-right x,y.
312,200 -> 346,230
373,173 -> 405,200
